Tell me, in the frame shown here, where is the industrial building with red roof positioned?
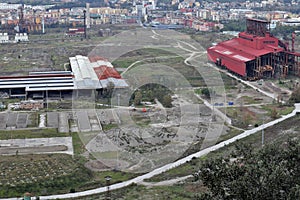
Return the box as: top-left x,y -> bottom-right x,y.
0,55 -> 128,99
207,18 -> 300,80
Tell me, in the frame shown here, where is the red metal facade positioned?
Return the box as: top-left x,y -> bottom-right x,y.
207,45 -> 248,76
207,18 -> 286,78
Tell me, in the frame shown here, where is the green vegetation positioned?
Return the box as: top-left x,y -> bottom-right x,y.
199,87 -> 217,99
130,84 -> 174,107
0,28 -> 107,75
222,104 -> 294,129
72,132 -> 86,155
216,127 -> 244,143
272,24 -> 299,37
0,128 -> 65,140
0,130 -> 140,198
261,104 -> 294,117
131,113 -> 151,127
112,58 -> 138,69
196,139 -> 300,199
222,19 -> 246,32
112,48 -> 179,69
93,171 -> 139,186
113,47 -> 206,87
239,95 -> 259,104
289,86 -> 300,104
102,123 -> 118,131
145,114 -> 300,183
73,183 -> 204,200
0,154 -> 93,198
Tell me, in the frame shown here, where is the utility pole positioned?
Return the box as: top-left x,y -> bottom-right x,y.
83,10 -> 87,39
46,85 -> 48,110
105,176 -> 111,200
262,118 -> 264,146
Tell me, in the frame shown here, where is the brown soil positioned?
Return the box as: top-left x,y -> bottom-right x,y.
84,160 -> 110,171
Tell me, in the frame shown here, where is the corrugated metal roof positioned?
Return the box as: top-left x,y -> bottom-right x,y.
26,86 -> 75,91
209,45 -> 254,62
100,78 -> 128,88
0,74 -> 75,91
220,38 -> 283,57
70,55 -> 128,89
94,66 -> 121,80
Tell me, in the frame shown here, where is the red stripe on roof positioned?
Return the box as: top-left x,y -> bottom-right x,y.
94,66 -> 121,80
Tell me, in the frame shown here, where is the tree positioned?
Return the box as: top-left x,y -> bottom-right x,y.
146,90 -> 154,102
201,88 -> 210,98
105,81 -> 115,98
162,94 -> 172,108
196,139 -> 300,199
134,91 -> 142,106
270,108 -> 278,119
289,87 -> 300,104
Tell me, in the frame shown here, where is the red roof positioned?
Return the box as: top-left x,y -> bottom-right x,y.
208,44 -> 254,63
219,38 -> 282,57
94,66 -> 121,80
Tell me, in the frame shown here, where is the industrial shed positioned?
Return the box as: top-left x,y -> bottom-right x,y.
207,18 -> 300,80
0,55 -> 128,99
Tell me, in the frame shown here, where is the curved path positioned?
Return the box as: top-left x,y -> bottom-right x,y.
3,30 -> 299,200
4,103 -> 300,200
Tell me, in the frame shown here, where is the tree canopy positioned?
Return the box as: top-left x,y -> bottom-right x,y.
194,139 -> 300,199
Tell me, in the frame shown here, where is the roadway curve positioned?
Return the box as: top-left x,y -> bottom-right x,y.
3,30 -> 298,200
3,103 -> 300,200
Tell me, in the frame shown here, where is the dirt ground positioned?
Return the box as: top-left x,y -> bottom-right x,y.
82,93 -> 227,173
84,160 -> 110,172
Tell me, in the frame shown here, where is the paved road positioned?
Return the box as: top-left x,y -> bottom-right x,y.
139,175 -> 193,187
195,93 -> 232,125
3,104 -> 297,200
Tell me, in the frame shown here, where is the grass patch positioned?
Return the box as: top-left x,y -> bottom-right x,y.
239,95 -> 259,104
278,105 -> 294,115
131,114 -> 151,127
112,58 -> 137,68
216,127 -> 244,143
27,113 -> 39,127
102,123 -> 118,131
261,104 -> 294,117
71,132 -> 86,155
93,170 -> 139,186
73,182 -> 205,200
0,128 -> 67,140
0,154 -> 92,198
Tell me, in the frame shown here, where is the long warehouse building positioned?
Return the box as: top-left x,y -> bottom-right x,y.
0,55 -> 128,99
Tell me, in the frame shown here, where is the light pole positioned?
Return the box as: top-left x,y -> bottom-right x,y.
262,118 -> 264,146
105,175 -> 111,200
46,84 -> 48,110
116,147 -> 119,170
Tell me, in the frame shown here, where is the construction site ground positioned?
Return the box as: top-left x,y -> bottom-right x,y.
0,29 -> 300,198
